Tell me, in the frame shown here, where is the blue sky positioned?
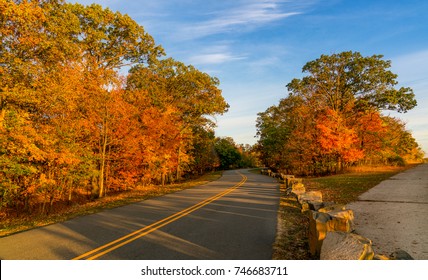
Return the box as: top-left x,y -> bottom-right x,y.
73,0 -> 428,154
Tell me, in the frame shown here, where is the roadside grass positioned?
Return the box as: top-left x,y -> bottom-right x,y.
272,164 -> 418,259
272,185 -> 313,260
303,165 -> 417,204
0,171 -> 223,237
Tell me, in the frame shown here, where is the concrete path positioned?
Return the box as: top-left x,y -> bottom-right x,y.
347,164 -> 428,259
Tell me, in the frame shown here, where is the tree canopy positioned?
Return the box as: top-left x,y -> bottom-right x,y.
257,51 -> 423,176
0,0 -> 228,215
287,51 -> 416,113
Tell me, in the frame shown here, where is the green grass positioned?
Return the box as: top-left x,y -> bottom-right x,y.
304,165 -> 417,204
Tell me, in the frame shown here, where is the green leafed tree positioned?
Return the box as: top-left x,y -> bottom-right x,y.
287,51 -> 416,114
214,137 -> 242,170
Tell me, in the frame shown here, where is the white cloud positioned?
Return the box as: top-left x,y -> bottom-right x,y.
186,43 -> 247,66
189,53 -> 246,65
180,0 -> 301,39
250,56 -> 280,67
215,115 -> 259,145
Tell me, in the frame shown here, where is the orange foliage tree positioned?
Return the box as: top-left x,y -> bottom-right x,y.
257,51 -> 422,175
0,0 -> 228,215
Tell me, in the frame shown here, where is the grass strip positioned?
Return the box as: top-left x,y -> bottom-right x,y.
303,165 -> 416,204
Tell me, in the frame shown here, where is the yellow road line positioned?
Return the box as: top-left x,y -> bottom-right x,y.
73,172 -> 247,260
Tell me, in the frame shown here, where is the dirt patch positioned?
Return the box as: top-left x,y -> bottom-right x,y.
272,184 -> 314,260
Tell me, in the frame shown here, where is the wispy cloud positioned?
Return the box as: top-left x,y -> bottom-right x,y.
179,0 -> 302,39
184,43 -> 246,66
189,52 -> 246,65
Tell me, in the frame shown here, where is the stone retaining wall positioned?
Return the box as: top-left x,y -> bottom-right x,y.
264,169 -> 414,260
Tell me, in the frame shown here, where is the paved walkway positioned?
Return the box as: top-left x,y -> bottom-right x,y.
347,163 -> 428,259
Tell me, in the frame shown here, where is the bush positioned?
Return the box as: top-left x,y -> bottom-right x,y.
387,156 -> 406,166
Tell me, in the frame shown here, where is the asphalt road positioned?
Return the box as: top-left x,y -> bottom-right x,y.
0,169 -> 280,260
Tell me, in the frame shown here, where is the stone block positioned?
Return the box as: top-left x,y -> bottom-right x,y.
301,201 -> 310,212
319,204 -> 346,213
298,191 -> 322,204
318,204 -> 355,232
308,211 -> 332,256
308,207 -> 356,257
286,177 -> 302,189
390,250 -> 414,260
279,174 -> 293,184
327,209 -> 355,232
298,191 -> 323,213
280,174 -> 294,180
286,182 -> 306,196
308,201 -> 324,211
320,232 -> 374,260
373,254 -> 390,260
301,201 -> 323,212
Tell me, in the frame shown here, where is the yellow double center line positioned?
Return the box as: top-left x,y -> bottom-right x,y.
73,172 -> 247,260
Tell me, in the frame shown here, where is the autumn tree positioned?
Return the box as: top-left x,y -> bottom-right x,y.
126,58 -> 229,181
257,51 -> 420,175
0,0 -> 84,212
1,0 -> 228,216
378,116 -> 424,165
237,144 -> 259,168
62,2 -> 164,197
256,94 -> 307,173
287,51 -> 416,114
189,127 -> 219,174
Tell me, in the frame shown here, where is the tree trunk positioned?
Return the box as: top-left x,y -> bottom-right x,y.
176,145 -> 181,181
161,172 -> 165,187
99,118 -> 108,198
68,179 -> 73,205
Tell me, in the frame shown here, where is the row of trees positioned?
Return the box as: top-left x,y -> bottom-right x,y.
256,51 -> 424,176
0,0 -> 229,215
214,137 -> 259,170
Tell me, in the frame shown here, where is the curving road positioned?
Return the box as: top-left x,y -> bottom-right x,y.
0,169 -> 280,260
